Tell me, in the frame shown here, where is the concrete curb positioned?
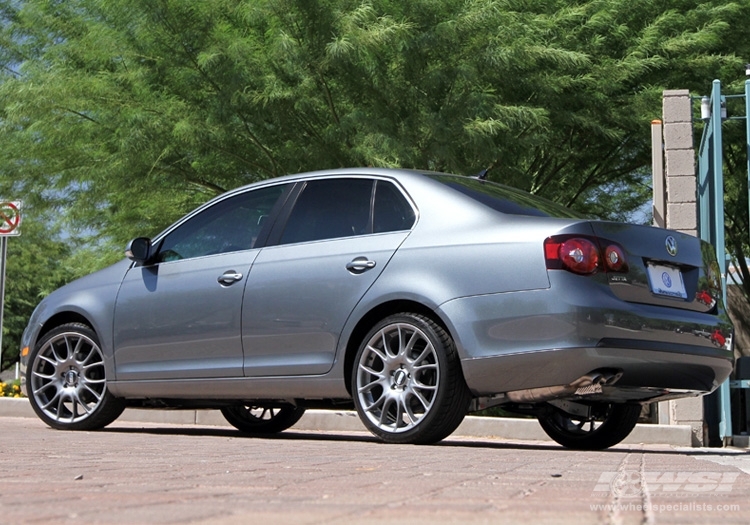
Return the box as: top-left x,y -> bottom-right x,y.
0,397 -> 694,446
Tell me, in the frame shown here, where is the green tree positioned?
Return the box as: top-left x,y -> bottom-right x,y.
0,0 -> 749,366
2,0 -> 744,239
0,216 -> 70,370
722,89 -> 750,307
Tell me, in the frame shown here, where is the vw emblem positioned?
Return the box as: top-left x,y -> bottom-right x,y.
665,236 -> 678,257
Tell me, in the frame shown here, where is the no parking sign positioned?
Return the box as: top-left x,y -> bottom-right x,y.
0,201 -> 21,236
0,200 -> 20,371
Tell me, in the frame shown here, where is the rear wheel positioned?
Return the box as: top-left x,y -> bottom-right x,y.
352,313 -> 470,444
537,403 -> 641,450
27,323 -> 125,430
221,404 -> 306,434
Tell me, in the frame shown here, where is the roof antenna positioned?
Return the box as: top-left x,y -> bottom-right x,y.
476,162 -> 495,180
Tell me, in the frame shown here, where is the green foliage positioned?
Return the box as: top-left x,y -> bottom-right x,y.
2,0 -> 743,234
0,217 -> 70,370
681,4 -> 750,307
0,0 -> 748,366
721,96 -> 750,305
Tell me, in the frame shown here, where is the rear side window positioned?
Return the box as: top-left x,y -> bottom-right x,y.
428,174 -> 584,219
279,178 -> 416,244
374,181 -> 415,233
280,179 -> 373,244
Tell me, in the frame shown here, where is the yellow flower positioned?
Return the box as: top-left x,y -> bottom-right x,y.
13,384 -> 19,391
13,393 -> 20,398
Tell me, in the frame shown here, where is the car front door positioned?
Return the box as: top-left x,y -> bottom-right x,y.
242,177 -> 416,376
113,184 -> 289,380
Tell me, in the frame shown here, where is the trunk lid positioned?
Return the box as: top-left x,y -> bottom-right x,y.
589,222 -> 721,314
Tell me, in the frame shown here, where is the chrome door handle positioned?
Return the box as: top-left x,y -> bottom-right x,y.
346,257 -> 376,274
217,271 -> 243,285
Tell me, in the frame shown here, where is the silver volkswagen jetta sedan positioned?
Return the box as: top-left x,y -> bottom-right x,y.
20,168 -> 734,449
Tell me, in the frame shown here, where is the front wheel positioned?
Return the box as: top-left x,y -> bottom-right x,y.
221,404 -> 306,434
352,313 -> 470,444
27,323 -> 125,430
537,403 -> 641,450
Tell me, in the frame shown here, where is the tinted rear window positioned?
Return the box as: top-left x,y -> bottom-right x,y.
428,174 -> 585,219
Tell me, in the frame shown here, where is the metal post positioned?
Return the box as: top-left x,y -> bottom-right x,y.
708,80 -> 732,441
711,80 -> 726,302
698,107 -> 711,242
0,236 -> 7,372
746,79 -> 750,240
697,80 -> 734,443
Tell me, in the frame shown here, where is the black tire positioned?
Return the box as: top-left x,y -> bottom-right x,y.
27,323 -> 125,431
538,403 -> 641,450
351,313 -> 471,444
221,404 -> 306,434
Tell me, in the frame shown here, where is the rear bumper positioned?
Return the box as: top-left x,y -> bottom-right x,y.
460,344 -> 733,399
438,286 -> 733,399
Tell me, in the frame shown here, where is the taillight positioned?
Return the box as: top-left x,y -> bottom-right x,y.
544,236 -> 627,275
604,245 -> 627,272
554,238 -> 599,274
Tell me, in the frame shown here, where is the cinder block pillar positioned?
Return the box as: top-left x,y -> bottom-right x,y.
657,89 -> 704,446
663,89 -> 698,237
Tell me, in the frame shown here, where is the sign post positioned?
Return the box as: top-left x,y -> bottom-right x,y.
0,201 -> 22,372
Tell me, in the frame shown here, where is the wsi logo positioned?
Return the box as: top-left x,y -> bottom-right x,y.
593,471 -> 739,498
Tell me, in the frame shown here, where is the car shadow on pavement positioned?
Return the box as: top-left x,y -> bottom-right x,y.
102,425 -> 381,443
96,424 -> 747,455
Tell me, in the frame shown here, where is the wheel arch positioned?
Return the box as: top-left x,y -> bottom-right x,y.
37,311 -> 95,344
342,299 -> 453,395
23,304 -> 118,385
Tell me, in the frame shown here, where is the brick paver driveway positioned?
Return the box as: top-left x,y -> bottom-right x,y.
2,417 -> 749,524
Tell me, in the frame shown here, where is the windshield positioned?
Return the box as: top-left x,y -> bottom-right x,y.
427,174 -> 586,219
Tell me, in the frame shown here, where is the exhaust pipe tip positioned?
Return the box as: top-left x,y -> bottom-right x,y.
504,369 -> 624,404
604,371 -> 624,386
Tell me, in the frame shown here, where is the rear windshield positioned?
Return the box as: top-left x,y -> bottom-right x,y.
427,174 -> 585,219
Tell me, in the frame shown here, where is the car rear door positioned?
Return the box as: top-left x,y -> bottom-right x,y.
241,177 -> 416,376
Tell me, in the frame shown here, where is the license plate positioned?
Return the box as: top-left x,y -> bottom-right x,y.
647,264 -> 687,299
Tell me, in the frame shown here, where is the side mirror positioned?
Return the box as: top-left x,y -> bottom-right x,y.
125,237 -> 152,263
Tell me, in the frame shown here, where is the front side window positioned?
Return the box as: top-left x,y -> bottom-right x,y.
157,184 -> 287,262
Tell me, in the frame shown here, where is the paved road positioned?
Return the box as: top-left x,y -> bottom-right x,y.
2,417 -> 750,524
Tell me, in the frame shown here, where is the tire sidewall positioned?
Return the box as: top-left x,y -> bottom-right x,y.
221,405 -> 306,434
27,323 -> 122,431
538,403 -> 641,450
351,313 -> 459,444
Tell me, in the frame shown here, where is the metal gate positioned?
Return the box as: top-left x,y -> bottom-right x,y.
696,78 -> 750,443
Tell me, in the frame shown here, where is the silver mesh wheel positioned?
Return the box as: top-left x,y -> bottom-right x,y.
356,322 -> 440,434
29,330 -> 107,425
